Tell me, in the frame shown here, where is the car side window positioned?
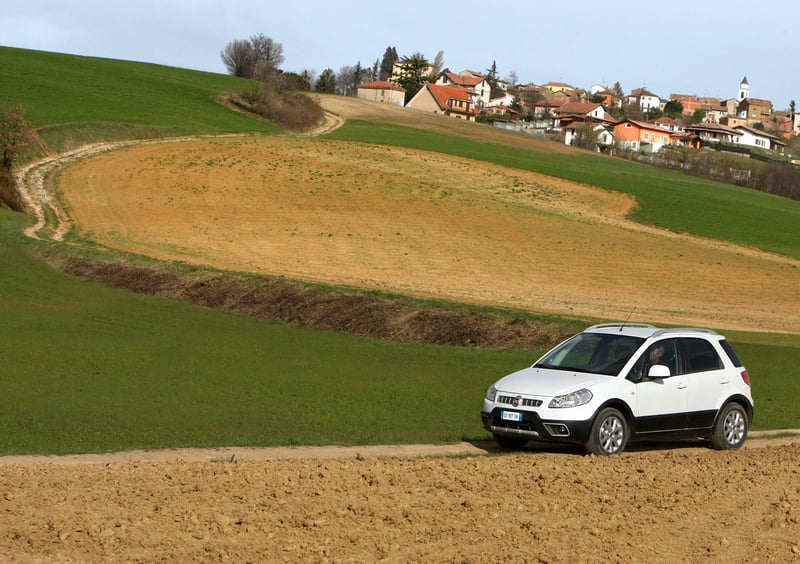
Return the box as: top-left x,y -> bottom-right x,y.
626,338 -> 679,381
683,338 -> 723,373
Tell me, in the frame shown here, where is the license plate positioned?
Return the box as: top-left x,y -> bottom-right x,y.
500,410 -> 522,422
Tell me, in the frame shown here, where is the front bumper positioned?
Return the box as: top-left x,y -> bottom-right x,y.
481,407 -> 593,446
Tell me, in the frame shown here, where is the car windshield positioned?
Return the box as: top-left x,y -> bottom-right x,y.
534,333 -> 645,376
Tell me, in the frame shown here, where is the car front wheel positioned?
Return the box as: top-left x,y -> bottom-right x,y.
586,408 -> 628,456
710,402 -> 748,450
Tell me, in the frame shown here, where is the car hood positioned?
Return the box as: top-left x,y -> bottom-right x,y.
494,366 -> 610,397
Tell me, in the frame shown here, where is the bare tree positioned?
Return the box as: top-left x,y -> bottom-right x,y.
220,34 -> 284,82
336,65 -> 356,96
428,50 -> 445,80
249,33 -> 284,82
220,39 -> 257,78
505,70 -> 519,89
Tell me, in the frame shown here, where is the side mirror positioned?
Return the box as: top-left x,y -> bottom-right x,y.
648,364 -> 671,378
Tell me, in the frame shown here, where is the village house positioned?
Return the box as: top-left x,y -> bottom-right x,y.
736,97 -> 773,124
773,110 -> 800,138
356,80 -> 406,106
564,122 -> 614,148
683,123 -> 741,148
552,102 -> 616,129
653,116 -> 684,134
733,125 -> 786,152
613,119 -> 674,153
435,71 -> 492,108
405,82 -> 477,121
702,100 -> 729,124
627,87 -> 662,115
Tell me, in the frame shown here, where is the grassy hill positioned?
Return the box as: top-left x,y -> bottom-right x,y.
1,47 -> 798,455
0,46 -> 277,154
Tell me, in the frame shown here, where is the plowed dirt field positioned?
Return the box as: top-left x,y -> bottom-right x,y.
57,135 -> 800,333
2,439 -> 799,562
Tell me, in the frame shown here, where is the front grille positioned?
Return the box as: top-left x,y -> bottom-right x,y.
497,395 -> 542,408
493,419 -> 538,433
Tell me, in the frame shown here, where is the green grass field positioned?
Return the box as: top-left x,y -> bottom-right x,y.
1,47 -> 798,455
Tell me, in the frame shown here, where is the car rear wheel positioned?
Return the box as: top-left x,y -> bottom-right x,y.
492,433 -> 528,450
710,402 -> 748,450
586,408 -> 628,456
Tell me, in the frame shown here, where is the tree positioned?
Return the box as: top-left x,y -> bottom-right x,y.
505,70 -> 519,89
394,53 -> 431,104
314,68 -> 337,93
379,46 -> 398,80
428,50 -> 445,80
691,109 -> 707,123
663,99 -> 684,119
612,81 -> 624,98
0,105 -> 35,211
249,33 -> 284,82
336,65 -> 356,96
0,105 -> 35,169
220,39 -> 257,78
220,34 -> 284,82
277,71 -> 311,91
485,60 -> 503,99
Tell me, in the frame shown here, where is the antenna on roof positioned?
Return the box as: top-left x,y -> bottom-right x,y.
621,306 -> 637,330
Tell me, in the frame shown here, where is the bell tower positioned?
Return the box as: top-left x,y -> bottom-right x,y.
738,76 -> 750,100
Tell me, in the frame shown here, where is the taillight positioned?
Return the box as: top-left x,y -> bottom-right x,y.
740,369 -> 751,386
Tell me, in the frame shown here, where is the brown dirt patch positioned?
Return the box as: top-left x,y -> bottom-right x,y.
1,440 -> 799,562
58,136 -> 800,333
316,93 -> 576,154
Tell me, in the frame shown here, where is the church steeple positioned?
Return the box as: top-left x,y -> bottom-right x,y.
739,76 -> 750,100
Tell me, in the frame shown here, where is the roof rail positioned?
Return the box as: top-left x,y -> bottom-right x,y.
650,327 -> 720,338
585,323 -> 657,331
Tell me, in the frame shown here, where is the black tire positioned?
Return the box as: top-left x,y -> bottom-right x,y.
586,408 -> 628,456
710,402 -> 748,450
492,433 -> 528,450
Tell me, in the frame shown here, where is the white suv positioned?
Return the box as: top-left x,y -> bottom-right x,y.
481,324 -> 753,455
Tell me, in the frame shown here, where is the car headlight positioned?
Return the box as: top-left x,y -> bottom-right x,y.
549,388 -> 593,408
486,384 -> 498,402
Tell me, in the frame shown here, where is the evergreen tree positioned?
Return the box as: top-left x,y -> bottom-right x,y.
395,53 -> 430,104
314,68 -> 337,94
379,46 -> 398,80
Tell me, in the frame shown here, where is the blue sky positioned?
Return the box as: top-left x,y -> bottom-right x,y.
2,0 -> 797,110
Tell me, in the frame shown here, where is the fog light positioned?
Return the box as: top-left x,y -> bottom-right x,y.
544,423 -> 570,437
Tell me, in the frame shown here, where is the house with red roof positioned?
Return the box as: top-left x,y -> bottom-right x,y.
406,83 -> 477,121
613,119 -> 675,153
435,71 -> 492,108
683,123 -> 741,149
553,102 -> 616,128
356,80 -> 407,106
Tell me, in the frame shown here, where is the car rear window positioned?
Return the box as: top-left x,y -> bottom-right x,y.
684,338 -> 723,372
719,339 -> 744,367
